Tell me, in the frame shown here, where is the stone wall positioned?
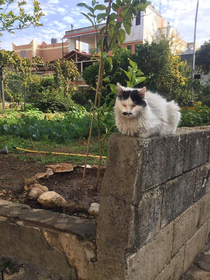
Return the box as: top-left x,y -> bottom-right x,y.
0,127 -> 210,280
0,200 -> 96,280
91,127 -> 210,280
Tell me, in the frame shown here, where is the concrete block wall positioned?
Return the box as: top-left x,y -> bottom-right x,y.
0,200 -> 96,280
91,127 -> 210,280
0,127 -> 210,280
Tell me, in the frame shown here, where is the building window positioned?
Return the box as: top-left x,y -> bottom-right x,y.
194,74 -> 201,80
20,50 -> 26,58
136,11 -> 141,25
127,45 -> 132,51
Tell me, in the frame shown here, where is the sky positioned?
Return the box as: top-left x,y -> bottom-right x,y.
0,0 -> 209,51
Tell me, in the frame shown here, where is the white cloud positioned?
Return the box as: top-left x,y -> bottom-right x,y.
63,16 -> 76,24
57,7 -> 66,15
47,0 -> 59,4
53,21 -> 67,30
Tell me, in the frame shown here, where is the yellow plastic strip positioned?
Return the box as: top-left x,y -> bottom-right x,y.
14,147 -> 106,159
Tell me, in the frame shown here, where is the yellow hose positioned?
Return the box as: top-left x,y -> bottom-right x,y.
14,147 -> 107,159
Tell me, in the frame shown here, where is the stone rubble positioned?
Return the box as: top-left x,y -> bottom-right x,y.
181,245 -> 210,279
88,202 -> 100,217
35,172 -> 49,180
23,163 -> 100,216
28,187 -> 44,200
38,191 -> 67,208
45,163 -> 74,173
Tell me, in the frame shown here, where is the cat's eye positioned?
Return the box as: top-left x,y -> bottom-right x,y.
122,104 -> 126,108
132,105 -> 136,108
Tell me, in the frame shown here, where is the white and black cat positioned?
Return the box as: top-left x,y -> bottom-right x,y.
114,83 -> 181,138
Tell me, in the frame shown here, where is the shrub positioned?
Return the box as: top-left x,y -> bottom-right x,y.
0,108 -> 111,143
71,89 -> 96,107
180,106 -> 210,127
32,88 -> 80,113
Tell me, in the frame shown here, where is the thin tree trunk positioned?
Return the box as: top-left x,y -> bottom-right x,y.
81,0 -> 112,189
0,69 -> 5,112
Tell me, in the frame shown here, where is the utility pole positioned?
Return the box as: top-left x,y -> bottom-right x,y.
191,0 -> 199,95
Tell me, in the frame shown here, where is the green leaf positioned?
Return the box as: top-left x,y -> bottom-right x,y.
106,56 -> 113,73
111,3 -> 119,12
108,23 -> 114,38
117,29 -> 126,44
100,26 -> 105,35
109,83 -> 118,94
101,52 -> 108,59
80,12 -> 95,26
123,21 -> 132,35
95,4 -> 106,11
77,3 -> 94,13
97,13 -> 107,22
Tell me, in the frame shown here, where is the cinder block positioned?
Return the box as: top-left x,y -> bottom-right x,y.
126,223 -> 173,280
173,201 -> 200,256
199,192 -> 210,227
136,134 -> 185,191
161,171 -> 195,228
154,245 -> 185,280
194,163 -> 210,201
182,130 -> 210,171
101,134 -> 142,203
184,223 -> 208,272
135,187 -> 163,248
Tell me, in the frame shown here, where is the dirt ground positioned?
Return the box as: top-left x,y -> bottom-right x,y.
0,153 -> 104,217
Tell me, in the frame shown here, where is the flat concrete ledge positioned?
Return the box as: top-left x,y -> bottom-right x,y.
0,199 -> 96,240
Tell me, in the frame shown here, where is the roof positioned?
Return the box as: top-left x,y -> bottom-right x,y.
63,23 -> 106,39
64,50 -> 95,62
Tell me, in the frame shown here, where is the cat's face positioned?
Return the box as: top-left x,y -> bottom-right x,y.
116,83 -> 147,118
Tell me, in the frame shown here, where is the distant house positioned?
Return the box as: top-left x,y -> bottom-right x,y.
64,50 -> 98,87
180,42 -> 210,86
13,39 -> 69,62
63,4 -> 165,55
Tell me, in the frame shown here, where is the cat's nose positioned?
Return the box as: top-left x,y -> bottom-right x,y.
123,112 -> 132,116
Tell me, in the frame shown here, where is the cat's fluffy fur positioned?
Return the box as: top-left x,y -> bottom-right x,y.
114,83 -> 181,138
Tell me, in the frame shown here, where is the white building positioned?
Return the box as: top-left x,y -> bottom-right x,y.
63,4 -> 164,54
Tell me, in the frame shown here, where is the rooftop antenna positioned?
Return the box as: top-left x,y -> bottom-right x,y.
159,0 -> 162,14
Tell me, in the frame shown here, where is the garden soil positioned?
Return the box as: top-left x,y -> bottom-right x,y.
0,153 -> 104,218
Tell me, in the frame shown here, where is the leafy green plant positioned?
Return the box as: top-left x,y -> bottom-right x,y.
0,0 -> 44,36
32,88 -> 80,113
0,108 -> 107,143
180,106 -> 210,127
121,59 -> 146,87
77,0 -> 150,189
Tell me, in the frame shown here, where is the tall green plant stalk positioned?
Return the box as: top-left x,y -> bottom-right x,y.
81,57 -> 104,188
81,0 -> 111,189
78,0 -> 150,189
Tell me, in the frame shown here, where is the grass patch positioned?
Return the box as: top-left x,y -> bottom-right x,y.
0,135 -> 108,166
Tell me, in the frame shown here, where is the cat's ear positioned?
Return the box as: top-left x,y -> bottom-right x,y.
139,87 -> 146,98
117,83 -> 123,95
